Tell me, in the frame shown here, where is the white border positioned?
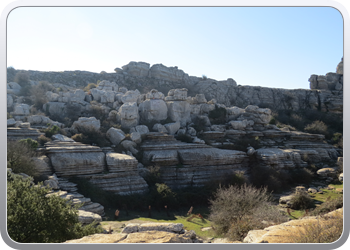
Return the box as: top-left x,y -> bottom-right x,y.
1,1 -> 348,250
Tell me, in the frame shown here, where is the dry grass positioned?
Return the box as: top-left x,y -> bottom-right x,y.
284,209 -> 343,243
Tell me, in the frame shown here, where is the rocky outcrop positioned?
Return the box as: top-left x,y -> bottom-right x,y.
7,125 -> 44,141
243,208 -> 343,243
45,140 -> 105,177
138,89 -> 168,122
65,222 -> 202,243
141,133 -> 249,189
7,59 -> 343,113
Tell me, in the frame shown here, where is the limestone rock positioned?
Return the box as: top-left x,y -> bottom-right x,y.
65,233 -> 128,243
71,117 -> 100,132
166,88 -> 188,101
130,132 -> 142,144
7,82 -> 21,95
122,61 -> 150,77
121,90 -> 140,103
130,125 -> 149,136
317,168 -> 337,178
7,118 -> 16,127
339,173 -> 343,182
164,122 -> 181,135
145,89 -> 165,100
152,123 -> 168,133
97,80 -> 118,91
166,101 -> 191,126
43,102 -> 66,117
106,127 -> 125,145
139,99 -> 168,122
149,64 -> 188,82
105,152 -> 138,173
78,210 -> 102,225
7,94 -> 14,108
13,103 -> 30,116
121,140 -> 139,155
45,141 -> 105,177
336,57 -> 343,74
119,102 -> 139,129
52,134 -> 74,142
117,231 -> 193,243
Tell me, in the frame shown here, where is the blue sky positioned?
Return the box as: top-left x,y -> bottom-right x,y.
7,7 -> 343,89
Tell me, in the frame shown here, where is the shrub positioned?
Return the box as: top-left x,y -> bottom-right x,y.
143,166 -> 162,187
37,135 -> 51,146
7,173 -> 102,243
209,184 -> 288,241
83,83 -> 97,92
304,120 -> 328,136
290,191 -> 314,210
310,195 -> 343,216
19,138 -> 38,150
72,125 -> 109,147
208,106 -> 227,124
14,71 -> 30,87
285,211 -> 343,243
42,125 -> 60,138
30,81 -> 55,109
176,134 -> 193,143
7,140 -> 38,177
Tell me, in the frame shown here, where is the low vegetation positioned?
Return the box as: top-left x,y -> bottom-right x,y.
208,184 -> 288,241
7,171 -> 103,243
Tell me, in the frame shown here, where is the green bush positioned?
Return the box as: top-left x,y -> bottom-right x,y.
19,138 -> 38,150
72,125 -> 109,147
7,140 -> 38,177
37,135 -> 51,146
7,173 -> 102,243
290,191 -> 314,210
42,125 -> 60,138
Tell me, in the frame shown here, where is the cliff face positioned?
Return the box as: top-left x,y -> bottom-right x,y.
7,59 -> 343,113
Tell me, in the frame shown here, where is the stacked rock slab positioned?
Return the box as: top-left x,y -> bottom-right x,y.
7,126 -> 44,141
141,132 -> 249,189
77,153 -> 148,195
44,137 -> 149,195
45,140 -> 105,177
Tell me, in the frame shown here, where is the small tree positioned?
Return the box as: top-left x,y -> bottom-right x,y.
209,184 -> 288,241
7,172 -> 102,243
7,140 -> 38,177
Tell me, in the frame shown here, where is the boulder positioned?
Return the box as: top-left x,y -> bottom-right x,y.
122,61 -> 150,77
7,82 -> 21,95
121,140 -> 139,155
13,103 -> 30,116
32,155 -> 53,177
119,102 -> 139,129
105,152 -> 138,173
121,90 -> 140,103
149,64 -> 188,82
106,127 -> 126,145
166,101 -> 191,126
164,122 -> 181,135
317,168 -> 337,178
52,134 -> 74,142
78,210 -> 102,225
139,99 -> 168,122
7,118 -> 16,127
130,132 -> 142,144
71,117 -> 100,132
130,125 -> 149,136
145,89 -> 165,100
97,80 -> 118,91
152,123 -> 168,133
166,88 -> 188,101
7,94 -> 14,108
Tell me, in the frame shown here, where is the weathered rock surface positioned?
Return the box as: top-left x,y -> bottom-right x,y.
65,222 -> 202,243
71,117 -> 100,132
106,127 -> 125,145
119,102 -> 139,129
45,141 -> 105,177
7,126 -> 44,141
243,208 -> 343,243
141,133 -> 249,188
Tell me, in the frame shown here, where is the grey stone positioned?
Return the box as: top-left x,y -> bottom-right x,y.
106,127 -> 126,145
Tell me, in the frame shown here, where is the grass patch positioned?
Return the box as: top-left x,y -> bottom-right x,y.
288,183 -> 343,219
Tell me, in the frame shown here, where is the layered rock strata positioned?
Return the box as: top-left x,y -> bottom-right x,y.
141,133 -> 249,189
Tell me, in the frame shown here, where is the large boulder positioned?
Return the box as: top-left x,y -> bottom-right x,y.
121,90 -> 141,103
7,94 -> 14,108
106,127 -> 126,145
105,152 -> 138,173
130,125 -> 149,136
119,102 -> 139,129
7,82 -> 21,95
164,122 -> 181,135
12,103 -> 30,116
97,80 -> 118,91
166,101 -> 191,126
139,99 -> 168,122
122,61 -> 150,77
71,117 -> 100,132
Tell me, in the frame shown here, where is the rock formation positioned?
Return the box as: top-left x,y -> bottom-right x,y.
65,222 -> 202,243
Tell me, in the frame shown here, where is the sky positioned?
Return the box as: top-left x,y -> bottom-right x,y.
6,6 -> 343,89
